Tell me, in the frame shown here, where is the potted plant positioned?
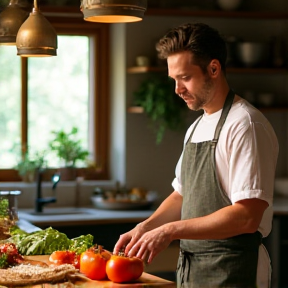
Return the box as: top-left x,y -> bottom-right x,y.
15,150 -> 46,182
48,127 -> 89,180
133,74 -> 187,144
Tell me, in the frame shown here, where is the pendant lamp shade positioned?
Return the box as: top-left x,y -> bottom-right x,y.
0,0 -> 30,45
16,1 -> 57,57
81,0 -> 147,23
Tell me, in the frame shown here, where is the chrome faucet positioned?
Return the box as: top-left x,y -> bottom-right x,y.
35,169 -> 60,213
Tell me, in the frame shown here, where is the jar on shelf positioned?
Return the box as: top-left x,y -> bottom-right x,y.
0,190 -> 21,240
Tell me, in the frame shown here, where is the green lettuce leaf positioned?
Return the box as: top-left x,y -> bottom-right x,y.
69,234 -> 94,254
10,226 -> 94,256
14,227 -> 70,255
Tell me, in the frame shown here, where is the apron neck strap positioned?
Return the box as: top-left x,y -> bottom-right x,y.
212,89 -> 235,145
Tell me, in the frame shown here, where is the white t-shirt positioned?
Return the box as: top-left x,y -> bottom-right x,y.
172,98 -> 279,287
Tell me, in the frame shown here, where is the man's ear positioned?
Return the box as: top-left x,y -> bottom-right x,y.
209,59 -> 221,76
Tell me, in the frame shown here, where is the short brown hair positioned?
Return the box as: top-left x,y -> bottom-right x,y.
156,23 -> 227,73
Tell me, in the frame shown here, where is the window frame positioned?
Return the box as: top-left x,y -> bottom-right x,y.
0,14 -> 110,181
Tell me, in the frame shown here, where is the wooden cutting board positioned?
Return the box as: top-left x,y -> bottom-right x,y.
24,255 -> 176,287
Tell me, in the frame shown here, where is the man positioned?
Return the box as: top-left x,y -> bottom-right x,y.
114,23 -> 278,287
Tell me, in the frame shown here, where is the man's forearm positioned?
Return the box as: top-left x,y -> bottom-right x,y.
141,191 -> 182,231
165,198 -> 268,241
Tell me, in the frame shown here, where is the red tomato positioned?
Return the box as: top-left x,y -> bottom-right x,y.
73,254 -> 80,269
80,247 -> 111,280
106,255 -> 144,283
49,251 -> 80,269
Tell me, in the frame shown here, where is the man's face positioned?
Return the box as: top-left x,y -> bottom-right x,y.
168,51 -> 213,112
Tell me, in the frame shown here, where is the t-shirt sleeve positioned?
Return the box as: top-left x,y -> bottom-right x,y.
226,121 -> 278,206
172,123 -> 195,195
172,152 -> 183,195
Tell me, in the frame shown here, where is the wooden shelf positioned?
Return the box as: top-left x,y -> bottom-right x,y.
127,66 -> 288,75
127,106 -> 144,113
40,5 -> 82,17
146,8 -> 288,20
227,67 -> 288,74
128,105 -> 288,114
32,4 -> 288,20
127,66 -> 167,74
26,5 -> 288,20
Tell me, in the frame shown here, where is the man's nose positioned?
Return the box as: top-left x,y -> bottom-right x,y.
175,81 -> 184,95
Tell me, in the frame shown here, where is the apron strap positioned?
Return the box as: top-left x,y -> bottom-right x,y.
210,89 -> 235,173
211,89 -> 235,149
179,249 -> 194,286
186,115 -> 203,145
186,89 -> 235,147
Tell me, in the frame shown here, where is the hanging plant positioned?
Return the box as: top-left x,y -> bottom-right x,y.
133,75 -> 186,144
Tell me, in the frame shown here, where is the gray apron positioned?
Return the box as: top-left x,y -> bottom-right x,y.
176,89 -> 261,288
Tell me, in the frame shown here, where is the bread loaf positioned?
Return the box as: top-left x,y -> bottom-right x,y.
0,264 -> 78,286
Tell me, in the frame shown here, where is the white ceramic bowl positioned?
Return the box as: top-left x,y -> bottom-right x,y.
90,196 -> 153,210
236,42 -> 269,67
217,0 -> 242,11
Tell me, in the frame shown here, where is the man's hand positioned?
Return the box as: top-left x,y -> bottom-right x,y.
113,191 -> 182,263
127,224 -> 172,264
113,222 -> 148,256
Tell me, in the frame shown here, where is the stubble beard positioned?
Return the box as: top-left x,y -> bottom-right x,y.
185,75 -> 213,111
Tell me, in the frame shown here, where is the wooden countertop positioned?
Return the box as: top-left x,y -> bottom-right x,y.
24,256 -> 176,288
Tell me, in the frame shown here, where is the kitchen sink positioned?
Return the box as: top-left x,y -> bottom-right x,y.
18,207 -> 99,217
29,210 -> 91,216
17,207 -> 154,226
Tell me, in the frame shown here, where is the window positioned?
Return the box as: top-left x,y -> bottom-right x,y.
27,35 -> 89,167
0,15 -> 110,181
0,46 -> 21,168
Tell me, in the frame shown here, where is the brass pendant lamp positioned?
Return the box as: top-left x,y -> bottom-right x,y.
80,0 -> 147,23
16,0 -> 57,57
0,0 -> 30,45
